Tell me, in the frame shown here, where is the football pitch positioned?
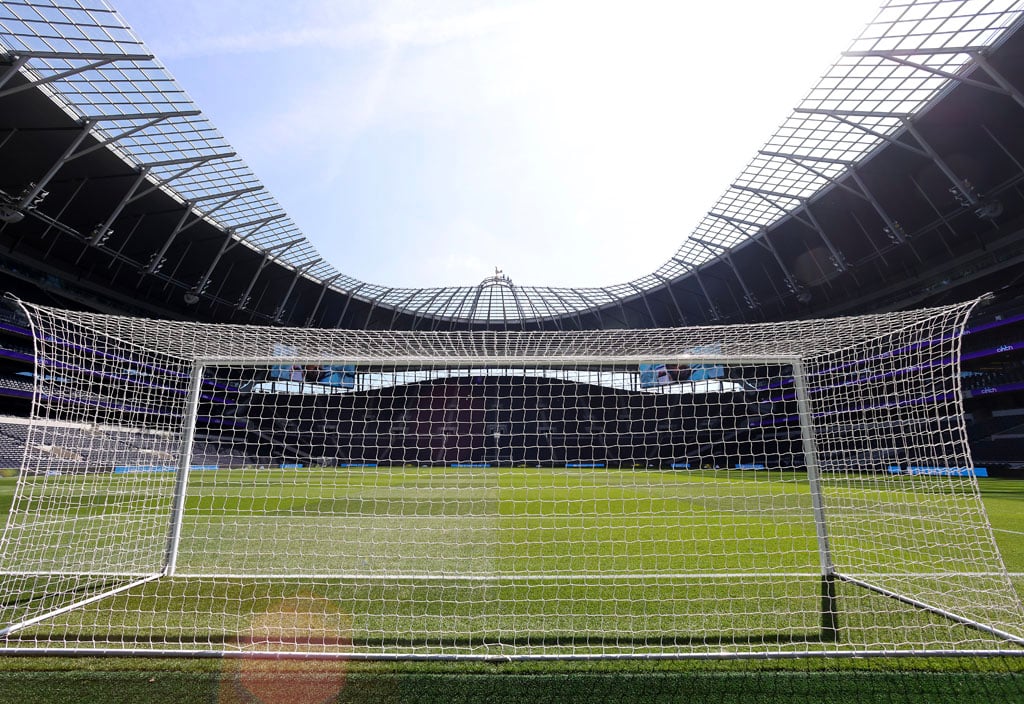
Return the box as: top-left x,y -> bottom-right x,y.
0,469 -> 1023,702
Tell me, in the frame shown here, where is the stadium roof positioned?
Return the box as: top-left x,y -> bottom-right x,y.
1,1 -> 1024,326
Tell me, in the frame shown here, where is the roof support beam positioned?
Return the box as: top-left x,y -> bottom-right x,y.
304,273 -> 342,327
454,287 -> 477,328
842,46 -> 990,58
744,158 -> 900,251
193,230 -> 235,297
673,258 -> 720,322
145,206 -> 191,273
89,166 -> 151,245
877,53 -> 1011,95
17,119 -> 95,209
37,176 -> 88,242
630,285 -> 658,327
429,288 -> 463,331
0,57 -> 140,99
793,108 -> 927,158
15,115 -> 213,213
969,51 -> 1024,111
756,152 -> 849,271
709,212 -> 801,298
408,289 -> 446,330
848,170 -> 905,242
186,185 -> 263,203
67,111 -> 201,162
756,160 -> 865,202
797,202 -> 847,272
144,189 -> 252,271
690,268 -> 720,322
842,47 -> 1024,108
758,149 -> 855,167
236,255 -> 277,311
274,259 -> 321,323
691,238 -> 757,310
729,183 -> 806,205
191,214 -> 288,299
548,289 -> 585,330
0,50 -> 154,62
573,289 -> 607,328
388,290 -> 422,328
903,122 -> 978,206
362,291 -> 391,329
466,284 -> 484,322
228,213 -> 287,241
335,283 -> 366,328
127,152 -> 237,202
651,272 -> 687,325
0,56 -> 29,92
508,288 -> 527,328
0,127 -> 17,152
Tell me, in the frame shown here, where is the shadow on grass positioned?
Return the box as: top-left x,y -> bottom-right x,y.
3,665 -> 1024,704
10,629 -> 838,652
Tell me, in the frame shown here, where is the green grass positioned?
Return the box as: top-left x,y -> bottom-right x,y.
1,471 -> 1023,701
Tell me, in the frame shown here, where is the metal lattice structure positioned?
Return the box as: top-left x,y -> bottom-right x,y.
2,1 -> 1024,325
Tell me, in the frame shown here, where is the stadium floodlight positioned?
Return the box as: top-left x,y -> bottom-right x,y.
0,297 -> 1022,659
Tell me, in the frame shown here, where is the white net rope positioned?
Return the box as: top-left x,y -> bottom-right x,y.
0,298 -> 1021,658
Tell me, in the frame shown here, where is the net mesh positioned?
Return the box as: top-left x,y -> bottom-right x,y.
0,298 -> 1021,658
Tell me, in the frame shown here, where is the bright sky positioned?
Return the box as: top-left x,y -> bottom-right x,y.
113,0 -> 883,290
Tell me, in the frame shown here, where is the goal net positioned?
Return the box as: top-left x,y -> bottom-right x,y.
0,298 -> 1021,659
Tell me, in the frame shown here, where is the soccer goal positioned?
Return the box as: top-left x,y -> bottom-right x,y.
0,297 -> 1021,659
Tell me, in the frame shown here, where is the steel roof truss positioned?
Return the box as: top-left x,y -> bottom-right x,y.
765,160 -> 866,202
0,56 -> 30,92
848,170 -> 905,243
304,273 -> 343,326
275,259 -> 321,323
673,260 -> 720,321
970,51 -> 1024,111
651,272 -> 687,325
89,166 -> 150,244
709,212 -> 801,297
388,290 -> 421,328
67,111 -> 202,162
629,284 -> 658,327
0,57 -> 125,99
144,189 -> 251,271
904,122 -> 978,206
758,149 -> 855,167
794,108 -> 927,158
236,254 -> 276,311
16,119 -> 95,209
127,152 -> 236,202
0,51 -> 154,62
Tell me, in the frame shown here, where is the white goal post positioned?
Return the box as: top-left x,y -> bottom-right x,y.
0,297 -> 1022,659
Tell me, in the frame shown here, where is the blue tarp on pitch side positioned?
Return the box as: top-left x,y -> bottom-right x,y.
887,466 -> 987,477
566,463 -> 604,468
114,465 -> 218,473
452,463 -> 491,468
